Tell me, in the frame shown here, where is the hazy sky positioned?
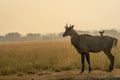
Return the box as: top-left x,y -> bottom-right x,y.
0,0 -> 120,35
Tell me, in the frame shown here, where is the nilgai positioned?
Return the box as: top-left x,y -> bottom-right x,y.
63,24 -> 117,73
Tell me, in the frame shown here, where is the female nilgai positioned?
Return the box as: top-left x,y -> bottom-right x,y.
63,24 -> 117,73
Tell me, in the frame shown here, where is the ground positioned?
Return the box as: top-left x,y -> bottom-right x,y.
0,69 -> 120,80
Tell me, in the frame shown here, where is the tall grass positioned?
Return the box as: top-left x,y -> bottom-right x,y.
0,39 -> 120,75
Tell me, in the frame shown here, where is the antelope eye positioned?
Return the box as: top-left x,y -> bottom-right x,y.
67,28 -> 71,31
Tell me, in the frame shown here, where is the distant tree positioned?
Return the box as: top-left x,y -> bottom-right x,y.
48,33 -> 58,39
91,29 -> 120,37
42,33 -> 58,40
58,32 -> 63,39
105,29 -> 119,37
25,33 -> 41,41
0,36 -> 5,41
5,32 -> 21,41
77,30 -> 90,34
42,35 -> 49,40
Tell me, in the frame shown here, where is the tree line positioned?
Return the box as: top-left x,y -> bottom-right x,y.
0,29 -> 120,42
0,32 -> 64,42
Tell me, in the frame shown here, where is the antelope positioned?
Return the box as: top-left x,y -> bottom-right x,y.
63,24 -> 117,73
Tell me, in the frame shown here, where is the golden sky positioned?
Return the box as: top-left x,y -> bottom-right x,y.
0,0 -> 120,35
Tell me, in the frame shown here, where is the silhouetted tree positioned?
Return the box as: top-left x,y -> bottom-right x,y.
5,32 -> 21,41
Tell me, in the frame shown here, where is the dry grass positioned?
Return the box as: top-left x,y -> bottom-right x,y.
0,39 -> 120,75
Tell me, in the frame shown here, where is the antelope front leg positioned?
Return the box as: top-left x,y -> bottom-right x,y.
81,54 -> 85,73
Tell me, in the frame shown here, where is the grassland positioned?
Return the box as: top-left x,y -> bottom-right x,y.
0,39 -> 120,76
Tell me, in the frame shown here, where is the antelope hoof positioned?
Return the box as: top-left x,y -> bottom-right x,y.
81,69 -> 84,73
89,70 -> 91,73
107,69 -> 113,72
108,67 -> 113,72
89,68 -> 92,73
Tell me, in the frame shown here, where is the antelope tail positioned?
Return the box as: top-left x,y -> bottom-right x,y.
113,38 -> 117,47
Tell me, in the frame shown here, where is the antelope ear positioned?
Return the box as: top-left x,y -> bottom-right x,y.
66,23 -> 68,26
65,23 -> 68,29
65,26 -> 68,29
71,25 -> 74,28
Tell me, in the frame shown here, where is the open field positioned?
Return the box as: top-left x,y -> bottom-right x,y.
0,39 -> 120,80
